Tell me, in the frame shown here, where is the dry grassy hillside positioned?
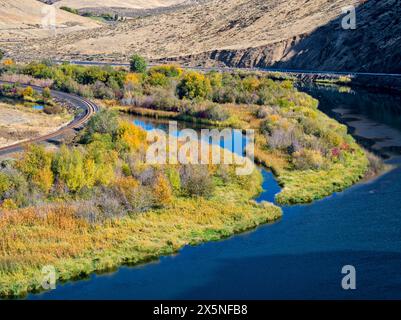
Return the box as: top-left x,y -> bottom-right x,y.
5,0 -> 359,59
0,0 -> 100,40
2,0 -> 400,73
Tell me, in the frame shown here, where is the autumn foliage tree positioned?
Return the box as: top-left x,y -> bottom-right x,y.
22,86 -> 34,98
52,146 -> 89,193
0,173 -> 11,199
115,120 -> 147,154
148,65 -> 183,78
153,174 -> 173,206
16,145 -> 54,194
177,71 -> 212,100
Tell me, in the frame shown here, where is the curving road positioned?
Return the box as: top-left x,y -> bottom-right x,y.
0,81 -> 99,156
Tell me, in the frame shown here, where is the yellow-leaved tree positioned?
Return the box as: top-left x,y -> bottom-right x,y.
17,145 -> 54,194
116,121 -> 147,154
52,146 -> 88,193
153,173 -> 173,206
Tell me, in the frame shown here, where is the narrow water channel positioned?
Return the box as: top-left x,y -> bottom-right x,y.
28,85 -> 401,300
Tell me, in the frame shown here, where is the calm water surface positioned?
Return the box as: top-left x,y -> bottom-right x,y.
28,85 -> 401,300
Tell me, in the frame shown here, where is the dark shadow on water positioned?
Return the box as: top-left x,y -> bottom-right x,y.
177,250 -> 401,300
28,250 -> 401,300
299,83 -> 401,159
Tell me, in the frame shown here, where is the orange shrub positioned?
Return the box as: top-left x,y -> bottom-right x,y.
2,59 -> 14,66
268,114 -> 280,123
153,174 -> 172,206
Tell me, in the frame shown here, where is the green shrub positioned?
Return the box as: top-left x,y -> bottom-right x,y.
85,109 -> 119,138
130,54 -> 147,73
42,87 -> 51,100
121,163 -> 132,177
281,80 -> 294,89
0,172 -> 11,199
60,6 -> 79,15
0,168 -> 30,207
212,87 -> 237,104
92,81 -> 115,99
165,167 -> 181,193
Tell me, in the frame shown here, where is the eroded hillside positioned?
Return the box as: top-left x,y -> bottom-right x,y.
2,0 -> 400,73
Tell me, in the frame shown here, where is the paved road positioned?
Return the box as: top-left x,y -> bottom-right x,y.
0,81 -> 99,156
55,60 -> 401,78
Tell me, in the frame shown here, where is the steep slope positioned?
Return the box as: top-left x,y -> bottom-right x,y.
10,0 -> 359,59
0,0 -> 100,40
177,0 -> 401,73
2,0 -> 400,73
272,0 -> 401,73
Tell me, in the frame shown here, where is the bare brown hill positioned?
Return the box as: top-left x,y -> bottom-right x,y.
2,0 -> 400,73
0,0 -> 100,40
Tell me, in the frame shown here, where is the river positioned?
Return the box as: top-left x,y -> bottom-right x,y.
28,84 -> 401,300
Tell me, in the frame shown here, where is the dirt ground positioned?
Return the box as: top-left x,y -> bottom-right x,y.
0,101 -> 73,148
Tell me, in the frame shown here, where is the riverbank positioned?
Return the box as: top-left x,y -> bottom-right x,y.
114,99 -> 370,205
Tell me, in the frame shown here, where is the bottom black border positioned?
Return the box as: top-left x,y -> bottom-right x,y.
1,300 -> 399,318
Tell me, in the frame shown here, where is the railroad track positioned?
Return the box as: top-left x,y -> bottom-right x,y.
0,81 -> 99,156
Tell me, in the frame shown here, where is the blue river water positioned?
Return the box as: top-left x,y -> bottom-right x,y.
28,85 -> 401,300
